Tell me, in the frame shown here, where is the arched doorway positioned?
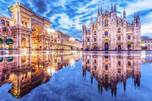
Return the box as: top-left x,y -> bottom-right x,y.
93,46 -> 98,51
104,43 -> 109,51
85,46 -> 89,51
32,24 -> 43,50
127,44 -> 131,50
93,44 -> 98,51
21,37 -> 27,48
118,45 -> 122,50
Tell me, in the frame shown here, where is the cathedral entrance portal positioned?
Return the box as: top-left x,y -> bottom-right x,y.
93,44 -> 98,51
118,45 -> 122,50
127,44 -> 131,50
104,43 -> 109,51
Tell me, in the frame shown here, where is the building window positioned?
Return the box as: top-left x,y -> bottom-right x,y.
118,61 -> 121,66
94,66 -> 96,70
104,31 -> 108,36
1,19 -> 5,25
22,21 -> 24,24
87,38 -> 90,42
104,19 -> 108,27
3,27 -> 7,32
118,36 -> 121,40
87,59 -> 89,63
25,22 -> 27,27
128,61 -> 131,66
94,38 -> 96,42
104,56 -> 108,58
105,65 -> 108,70
127,44 -> 131,49
6,21 -> 9,26
94,31 -> 96,35
128,35 -> 131,40
117,28 -> 121,33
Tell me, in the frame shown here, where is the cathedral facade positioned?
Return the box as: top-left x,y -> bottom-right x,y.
82,4 -> 141,51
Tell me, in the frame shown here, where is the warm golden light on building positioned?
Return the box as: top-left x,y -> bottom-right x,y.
0,2 -> 82,51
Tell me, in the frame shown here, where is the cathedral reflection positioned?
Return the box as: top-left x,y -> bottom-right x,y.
0,50 -> 81,98
82,52 -> 145,97
0,51 -> 151,98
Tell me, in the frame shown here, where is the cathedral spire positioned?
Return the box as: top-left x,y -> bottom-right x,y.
111,2 -> 113,12
114,3 -> 117,12
100,5 -> 103,14
134,14 -> 140,25
82,24 -> 86,33
98,6 -> 100,16
123,8 -> 126,19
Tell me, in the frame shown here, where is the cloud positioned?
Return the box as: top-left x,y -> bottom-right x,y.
58,0 -> 67,8
125,0 -> 152,15
50,13 -> 82,39
141,12 -> 152,36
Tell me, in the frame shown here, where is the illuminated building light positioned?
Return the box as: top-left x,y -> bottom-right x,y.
47,67 -> 56,75
0,3 -> 82,50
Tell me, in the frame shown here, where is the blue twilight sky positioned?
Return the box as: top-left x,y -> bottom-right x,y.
0,0 -> 152,40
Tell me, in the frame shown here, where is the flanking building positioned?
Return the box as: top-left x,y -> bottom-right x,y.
141,37 -> 152,50
0,2 -> 81,50
82,4 -> 141,51
48,30 -> 82,50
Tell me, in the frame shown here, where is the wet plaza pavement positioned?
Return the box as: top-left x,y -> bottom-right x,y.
0,51 -> 152,101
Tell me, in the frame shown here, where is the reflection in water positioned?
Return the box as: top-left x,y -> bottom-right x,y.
82,52 -> 144,97
0,50 -> 81,98
0,51 -> 152,100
